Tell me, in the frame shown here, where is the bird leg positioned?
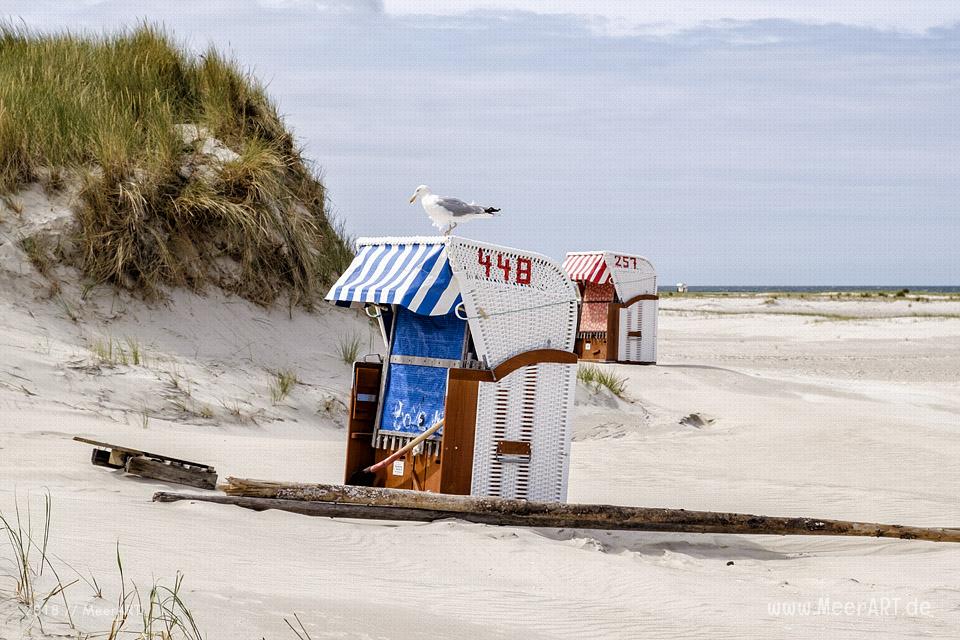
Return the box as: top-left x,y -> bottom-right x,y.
444,222 -> 458,236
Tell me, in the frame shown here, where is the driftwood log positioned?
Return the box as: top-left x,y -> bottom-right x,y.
149,479 -> 960,544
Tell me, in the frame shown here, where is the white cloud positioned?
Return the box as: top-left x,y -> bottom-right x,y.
383,1 -> 960,35
257,0 -> 383,12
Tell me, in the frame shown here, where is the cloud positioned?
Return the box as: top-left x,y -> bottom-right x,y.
1,2 -> 958,283
256,0 -> 383,13
383,1 -> 960,36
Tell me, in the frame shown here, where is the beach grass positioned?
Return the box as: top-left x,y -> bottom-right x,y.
336,331 -> 363,365
577,363 -> 628,397
0,23 -> 351,305
270,369 -> 299,403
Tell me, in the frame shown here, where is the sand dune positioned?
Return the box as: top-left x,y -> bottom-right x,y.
2,232 -> 959,637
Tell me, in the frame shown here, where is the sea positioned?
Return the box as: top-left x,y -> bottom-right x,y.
659,286 -> 960,294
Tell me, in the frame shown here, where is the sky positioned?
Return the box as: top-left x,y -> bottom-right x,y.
6,1 -> 960,284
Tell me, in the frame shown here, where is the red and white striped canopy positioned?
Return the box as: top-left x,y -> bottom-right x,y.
563,252 -> 609,284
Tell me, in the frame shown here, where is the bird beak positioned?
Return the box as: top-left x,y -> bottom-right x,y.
409,194 -> 416,204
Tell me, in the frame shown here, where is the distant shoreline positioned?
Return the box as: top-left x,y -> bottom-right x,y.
659,286 -> 960,295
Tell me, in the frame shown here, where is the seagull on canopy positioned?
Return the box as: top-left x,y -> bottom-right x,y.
409,185 -> 501,235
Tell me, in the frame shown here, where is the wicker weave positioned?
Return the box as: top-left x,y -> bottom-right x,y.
604,253 -> 657,302
444,237 -> 578,502
446,237 -> 578,367
565,251 -> 659,364
471,363 -> 576,502
329,235 -> 579,499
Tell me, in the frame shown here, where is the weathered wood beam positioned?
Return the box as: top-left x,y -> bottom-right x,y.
153,481 -> 960,543
127,457 -> 218,490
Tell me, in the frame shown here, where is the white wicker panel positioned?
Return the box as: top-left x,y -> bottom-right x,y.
622,303 -> 641,362
618,299 -> 658,363
446,237 -> 578,368
471,363 -> 575,502
640,299 -> 658,363
604,252 -> 657,303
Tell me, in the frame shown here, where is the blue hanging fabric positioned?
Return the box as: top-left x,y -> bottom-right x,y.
379,308 -> 467,438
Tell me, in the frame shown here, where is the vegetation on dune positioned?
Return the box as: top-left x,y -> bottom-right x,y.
0,24 -> 352,305
577,363 -> 628,398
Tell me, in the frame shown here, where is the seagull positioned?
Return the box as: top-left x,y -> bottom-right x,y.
409,185 -> 501,235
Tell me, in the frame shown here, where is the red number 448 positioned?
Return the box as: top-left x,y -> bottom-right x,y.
478,249 -> 531,285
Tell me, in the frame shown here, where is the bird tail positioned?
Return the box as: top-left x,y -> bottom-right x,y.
484,207 -> 501,215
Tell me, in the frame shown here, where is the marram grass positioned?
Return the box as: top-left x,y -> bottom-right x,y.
0,23 -> 352,305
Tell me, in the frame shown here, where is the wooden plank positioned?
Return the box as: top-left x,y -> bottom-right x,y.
491,349 -> 577,381
156,490 -> 960,544
377,449 -> 442,492
343,362 -> 383,484
438,371 -> 480,495
126,457 -> 218,490
444,368 -> 495,383
73,437 -> 213,470
496,440 -> 531,457
621,293 -> 659,306
605,303 -> 621,362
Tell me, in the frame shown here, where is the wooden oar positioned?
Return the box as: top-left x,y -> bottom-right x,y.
348,419 -> 444,486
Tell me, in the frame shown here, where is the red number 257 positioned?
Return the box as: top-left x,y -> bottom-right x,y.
478,249 -> 532,285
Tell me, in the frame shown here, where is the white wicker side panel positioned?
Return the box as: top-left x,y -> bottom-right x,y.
620,303 -> 641,362
446,238 -> 578,368
640,299 -> 658,363
620,300 -> 658,363
471,363 -> 576,502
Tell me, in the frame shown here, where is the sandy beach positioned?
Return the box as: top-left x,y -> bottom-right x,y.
1,6 -> 958,638
2,271 -> 958,638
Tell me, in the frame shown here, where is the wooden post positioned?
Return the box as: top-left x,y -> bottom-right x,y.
343,362 -> 382,484
154,481 -> 960,544
605,302 -> 621,362
126,457 -> 217,490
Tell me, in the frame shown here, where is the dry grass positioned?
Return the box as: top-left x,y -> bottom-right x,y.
3,194 -> 23,215
18,235 -> 53,278
0,23 -> 351,306
0,492 -> 76,632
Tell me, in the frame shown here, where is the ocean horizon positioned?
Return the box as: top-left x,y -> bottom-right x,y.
659,285 -> 960,293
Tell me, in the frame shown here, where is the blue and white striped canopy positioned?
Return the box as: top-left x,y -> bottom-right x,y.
325,239 -> 463,316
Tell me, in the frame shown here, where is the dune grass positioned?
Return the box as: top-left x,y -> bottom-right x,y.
0,23 -> 351,305
577,364 -> 628,398
270,369 -> 299,403
336,331 -> 363,365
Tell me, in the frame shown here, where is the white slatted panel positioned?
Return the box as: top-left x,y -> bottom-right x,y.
621,303 -> 642,362
619,299 -> 658,363
471,363 -> 575,502
640,299 -> 658,363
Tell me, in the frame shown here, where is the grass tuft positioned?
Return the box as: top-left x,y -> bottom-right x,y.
0,23 -> 351,306
18,234 -> 53,278
90,335 -> 145,366
336,332 -> 363,365
270,369 -> 299,403
577,364 -> 628,398
285,612 -> 314,640
3,194 -> 24,215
